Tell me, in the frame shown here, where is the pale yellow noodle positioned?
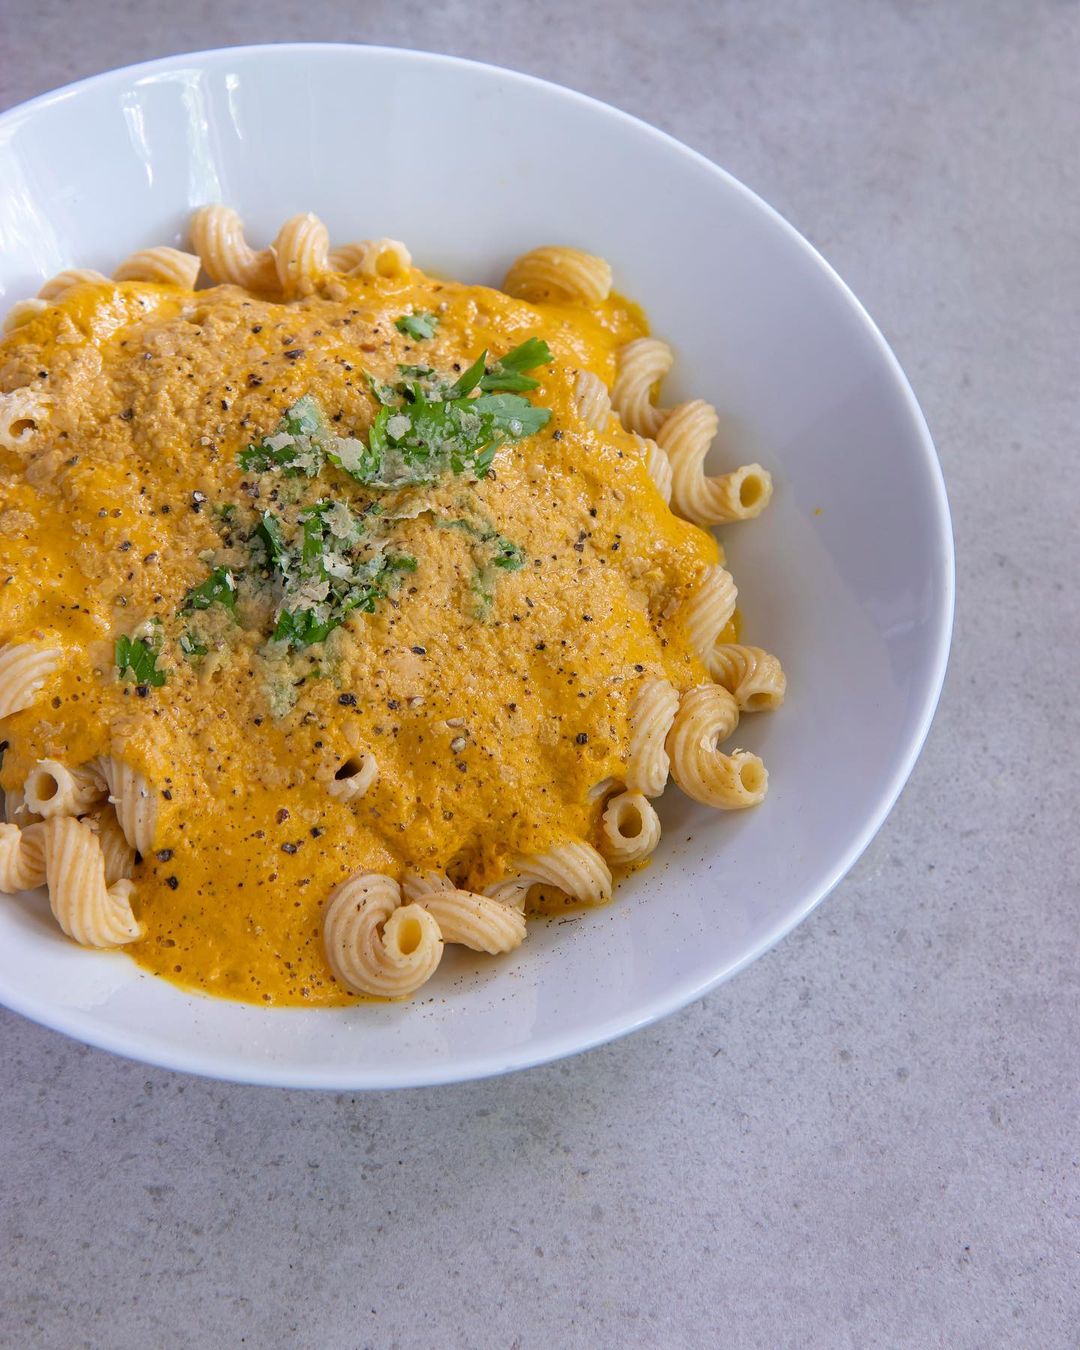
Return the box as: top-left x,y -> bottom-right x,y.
2,299 -> 48,334
326,750 -> 378,803
658,400 -> 773,527
503,246 -> 612,304
96,755 -> 157,854
113,246 -> 201,289
636,435 -> 673,504
680,564 -> 737,670
574,371 -> 612,431
42,815 -> 141,947
23,759 -> 106,819
611,338 -> 673,438
0,821 -> 46,891
0,643 -> 60,718
626,675 -> 679,797
37,268 -> 108,302
0,386 -> 52,450
600,791 -> 662,865
272,213 -> 331,299
323,872 -> 443,998
666,684 -> 767,810
402,870 -> 526,955
709,644 -> 787,711
188,205 -> 278,292
505,840 -> 612,906
88,807 -> 137,886
335,238 -> 413,279
483,877 -> 533,908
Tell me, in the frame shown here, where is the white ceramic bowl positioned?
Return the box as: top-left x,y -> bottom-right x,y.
0,45 -> 953,1088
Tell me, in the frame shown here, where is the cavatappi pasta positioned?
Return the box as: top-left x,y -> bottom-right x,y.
0,209 -> 786,1004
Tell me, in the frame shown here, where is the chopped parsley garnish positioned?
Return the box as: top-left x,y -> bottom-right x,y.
254,512 -> 288,569
491,536 -> 525,570
211,334 -> 552,661
479,337 -> 554,392
116,631 -> 167,687
179,566 -> 237,614
238,336 -> 552,495
179,631 -> 209,659
250,500 -> 414,650
238,395 -> 329,477
395,311 -> 439,341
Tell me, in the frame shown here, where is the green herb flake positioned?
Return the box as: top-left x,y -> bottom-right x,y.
254,512 -> 288,571
115,632 -> 167,687
479,337 -> 554,392
179,566 -> 237,614
395,312 -> 439,341
238,395 -> 328,477
179,631 -> 209,660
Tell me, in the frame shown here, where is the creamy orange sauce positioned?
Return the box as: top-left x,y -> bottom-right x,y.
0,268 -> 720,1004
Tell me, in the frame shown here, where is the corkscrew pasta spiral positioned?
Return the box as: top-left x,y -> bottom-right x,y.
657,400 -> 773,527
0,643 -> 60,718
574,371 -> 612,431
42,815 -> 141,947
709,644 -> 787,711
501,840 -> 613,906
327,750 -> 378,803
90,807 -> 137,886
0,822 -> 46,892
96,755 -> 157,854
503,246 -> 613,304
0,387 -> 52,450
272,213 -> 331,299
680,565 -> 738,670
626,675 -> 680,797
600,791 -> 662,865
23,759 -> 106,819
330,238 -> 413,279
666,684 -> 768,810
323,872 -> 444,998
2,299 -> 48,334
37,268 -> 109,302
188,205 -> 278,292
636,435 -> 673,504
113,247 -> 201,290
402,870 -> 527,954
611,338 -> 673,439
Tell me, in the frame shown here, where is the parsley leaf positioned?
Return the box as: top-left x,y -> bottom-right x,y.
179,631 -> 209,659
272,552 -> 417,650
254,512 -> 287,571
180,566 -> 237,614
479,337 -> 554,392
366,373 -> 400,407
470,392 -> 551,438
491,536 -> 525,570
116,632 -> 167,687
448,351 -> 488,398
238,395 -> 328,477
395,312 -> 439,341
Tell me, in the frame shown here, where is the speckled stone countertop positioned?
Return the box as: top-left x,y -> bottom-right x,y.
0,3 -> 1076,1346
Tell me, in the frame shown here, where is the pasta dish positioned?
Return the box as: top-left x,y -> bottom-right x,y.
0,209 -> 785,1004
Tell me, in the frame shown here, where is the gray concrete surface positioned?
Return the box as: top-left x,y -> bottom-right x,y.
1,2 -> 1077,1347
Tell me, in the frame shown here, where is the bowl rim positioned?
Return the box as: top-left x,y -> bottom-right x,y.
0,42 -> 954,1088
